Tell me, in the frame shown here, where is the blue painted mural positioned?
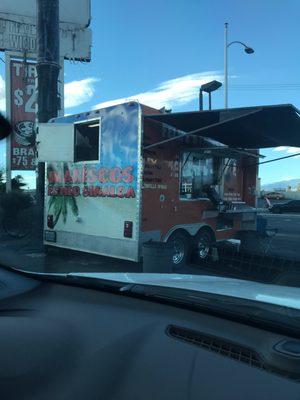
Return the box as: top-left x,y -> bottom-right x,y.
46,102 -> 140,227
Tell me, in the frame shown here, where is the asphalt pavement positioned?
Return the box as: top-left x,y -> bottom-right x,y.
0,234 -> 141,274
0,233 -> 220,277
254,212 -> 300,262
261,212 -> 300,235
0,208 -> 299,285
257,198 -> 287,209
253,198 -> 300,261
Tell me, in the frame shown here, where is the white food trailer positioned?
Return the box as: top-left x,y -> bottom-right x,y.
37,102 -> 300,264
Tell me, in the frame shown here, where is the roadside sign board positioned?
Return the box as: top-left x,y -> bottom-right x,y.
10,59 -> 37,170
0,0 -> 90,28
0,20 -> 92,61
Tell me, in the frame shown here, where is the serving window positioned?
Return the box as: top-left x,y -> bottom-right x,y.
180,151 -> 220,199
74,120 -> 100,162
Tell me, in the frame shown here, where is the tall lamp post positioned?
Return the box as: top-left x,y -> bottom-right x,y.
224,22 -> 254,108
199,80 -> 222,111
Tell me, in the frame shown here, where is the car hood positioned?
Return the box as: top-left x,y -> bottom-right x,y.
71,272 -> 300,310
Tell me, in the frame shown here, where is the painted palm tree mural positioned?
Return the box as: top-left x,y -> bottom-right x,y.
47,163 -> 79,227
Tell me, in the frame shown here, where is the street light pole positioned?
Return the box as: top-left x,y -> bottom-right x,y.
224,22 -> 254,109
199,88 -> 203,110
224,22 -> 228,109
208,92 -> 212,110
199,80 -> 222,111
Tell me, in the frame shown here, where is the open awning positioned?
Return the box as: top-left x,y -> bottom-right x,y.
176,136 -> 263,159
144,104 -> 300,149
195,147 -> 262,159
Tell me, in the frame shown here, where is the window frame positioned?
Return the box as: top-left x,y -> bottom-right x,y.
73,117 -> 102,164
179,149 -> 220,201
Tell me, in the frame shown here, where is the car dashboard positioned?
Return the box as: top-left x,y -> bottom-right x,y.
0,267 -> 299,399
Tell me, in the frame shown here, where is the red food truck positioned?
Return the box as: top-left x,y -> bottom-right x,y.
37,102 -> 299,266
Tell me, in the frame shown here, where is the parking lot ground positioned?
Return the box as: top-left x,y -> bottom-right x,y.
0,235 -> 142,274
209,246 -> 300,285
257,198 -> 287,209
0,235 -> 216,276
0,228 -> 299,287
0,207 -> 298,284
250,212 -> 300,261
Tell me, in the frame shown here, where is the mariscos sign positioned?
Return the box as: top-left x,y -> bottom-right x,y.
47,164 -> 136,198
10,59 -> 37,170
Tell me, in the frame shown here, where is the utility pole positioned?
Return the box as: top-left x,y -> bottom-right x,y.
224,22 -> 228,109
36,0 -> 60,208
224,22 -> 254,108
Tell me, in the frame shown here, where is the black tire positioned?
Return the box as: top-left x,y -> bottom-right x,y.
167,231 -> 191,268
193,230 -> 213,263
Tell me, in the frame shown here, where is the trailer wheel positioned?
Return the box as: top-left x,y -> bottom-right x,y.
167,231 -> 190,268
194,230 -> 213,262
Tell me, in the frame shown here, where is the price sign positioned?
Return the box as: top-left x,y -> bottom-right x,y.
10,60 -> 37,170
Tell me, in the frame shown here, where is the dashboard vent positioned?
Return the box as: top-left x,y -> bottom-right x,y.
167,325 -> 300,382
167,325 -> 265,369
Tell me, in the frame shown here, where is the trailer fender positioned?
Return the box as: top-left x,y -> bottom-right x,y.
163,223 -> 215,242
195,225 -> 216,243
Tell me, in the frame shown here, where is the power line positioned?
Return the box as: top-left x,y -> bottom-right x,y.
230,83 -> 300,86
246,152 -> 300,168
219,83 -> 300,91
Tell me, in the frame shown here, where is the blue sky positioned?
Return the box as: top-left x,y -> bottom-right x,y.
1,0 -> 300,186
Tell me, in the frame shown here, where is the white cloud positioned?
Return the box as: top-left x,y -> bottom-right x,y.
273,146 -> 288,151
0,71 -> 222,114
273,146 -> 300,158
64,77 -> 99,109
93,71 -> 222,110
0,75 -> 5,113
287,147 -> 300,154
0,75 -> 98,113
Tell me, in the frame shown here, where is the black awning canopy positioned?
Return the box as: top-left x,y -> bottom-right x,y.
194,147 -> 262,159
144,104 -> 300,149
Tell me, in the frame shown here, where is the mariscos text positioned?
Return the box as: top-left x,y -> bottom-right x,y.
47,165 -> 136,198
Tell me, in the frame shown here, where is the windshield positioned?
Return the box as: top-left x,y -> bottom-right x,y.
0,1 -> 299,326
